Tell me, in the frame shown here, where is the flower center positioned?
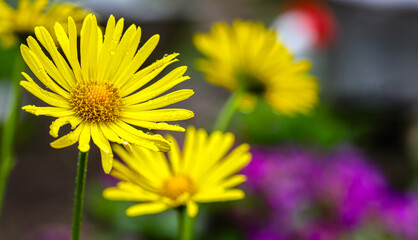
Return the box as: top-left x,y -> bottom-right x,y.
70,82 -> 122,123
161,175 -> 197,200
236,71 -> 266,95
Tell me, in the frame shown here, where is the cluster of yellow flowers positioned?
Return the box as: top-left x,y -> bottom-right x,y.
2,0 -> 318,229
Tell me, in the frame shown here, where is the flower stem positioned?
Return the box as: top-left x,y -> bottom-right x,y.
177,206 -> 194,240
72,151 -> 88,240
212,89 -> 245,132
0,52 -> 24,219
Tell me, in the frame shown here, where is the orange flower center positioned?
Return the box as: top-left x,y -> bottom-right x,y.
161,175 -> 197,200
70,82 -> 122,123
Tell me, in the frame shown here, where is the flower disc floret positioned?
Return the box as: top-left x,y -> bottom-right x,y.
162,175 -> 197,200
70,82 -> 122,123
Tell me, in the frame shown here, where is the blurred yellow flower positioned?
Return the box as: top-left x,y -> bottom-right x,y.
194,21 -> 318,115
20,14 -> 194,173
103,126 -> 251,217
0,0 -> 89,46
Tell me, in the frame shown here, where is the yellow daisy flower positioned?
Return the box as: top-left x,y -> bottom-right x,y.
194,20 -> 319,115
0,0 -> 89,46
103,126 -> 251,217
20,14 -> 194,173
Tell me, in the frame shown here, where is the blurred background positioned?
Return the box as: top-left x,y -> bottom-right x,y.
1,0 -> 418,239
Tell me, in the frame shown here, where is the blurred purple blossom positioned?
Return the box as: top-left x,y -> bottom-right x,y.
242,146 -> 418,240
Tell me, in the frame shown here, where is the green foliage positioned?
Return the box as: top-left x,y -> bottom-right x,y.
236,100 -> 355,147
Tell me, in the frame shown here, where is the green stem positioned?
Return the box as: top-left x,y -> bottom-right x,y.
72,151 -> 88,240
212,89 -> 245,132
177,206 -> 194,240
0,52 -> 24,219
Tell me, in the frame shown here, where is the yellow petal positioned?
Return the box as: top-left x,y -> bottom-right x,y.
120,54 -> 179,96
126,202 -> 168,216
194,189 -> 245,202
114,121 -> 171,152
22,105 -> 74,117
124,89 -> 194,111
20,45 -> 70,98
49,116 -> 82,138
113,34 -> 159,86
121,118 -> 185,132
100,149 -> 113,174
165,135 -> 181,173
103,187 -> 156,202
121,109 -> 194,122
67,16 -> 83,83
78,123 -> 91,152
91,124 -> 111,153
187,201 -> 198,218
50,123 -> 85,149
219,175 -> 247,189
20,77 -> 70,108
122,66 -> 189,105
34,26 -> 76,89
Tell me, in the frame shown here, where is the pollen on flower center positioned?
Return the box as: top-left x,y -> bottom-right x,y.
70,82 -> 123,123
162,175 -> 197,200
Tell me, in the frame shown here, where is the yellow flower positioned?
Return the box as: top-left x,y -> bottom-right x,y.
194,21 -> 318,115
0,0 -> 89,46
103,126 -> 251,217
20,14 -> 194,173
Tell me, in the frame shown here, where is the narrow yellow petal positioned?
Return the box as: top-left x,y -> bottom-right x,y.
219,175 -> 247,189
34,26 -> 76,89
124,89 -> 194,111
67,16 -> 83,83
187,201 -> 198,218
114,121 -> 171,152
20,45 -> 70,98
50,123 -> 85,149
78,123 -> 91,152
91,124 -> 111,153
165,135 -> 181,173
126,202 -> 168,216
103,187 -> 156,202
111,27 -> 142,86
122,66 -> 189,105
99,124 -> 128,145
181,126 -> 196,173
194,189 -> 245,202
112,145 -> 162,188
20,78 -> 70,108
100,149 -> 113,174
121,118 -> 185,132
108,24 -> 138,82
26,36 -> 72,91
22,105 -> 74,117
121,109 -> 194,122
120,53 -> 179,96
113,34 -> 159,86
49,116 -> 82,138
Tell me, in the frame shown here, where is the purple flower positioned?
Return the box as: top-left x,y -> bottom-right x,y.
241,146 -> 415,239
381,192 -> 418,239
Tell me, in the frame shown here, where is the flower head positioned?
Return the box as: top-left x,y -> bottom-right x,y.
194,21 -> 318,115
103,126 -> 251,217
20,14 -> 194,173
0,0 -> 89,46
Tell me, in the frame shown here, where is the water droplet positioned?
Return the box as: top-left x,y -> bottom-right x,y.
163,54 -> 168,58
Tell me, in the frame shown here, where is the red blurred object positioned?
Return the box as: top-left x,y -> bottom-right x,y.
272,0 -> 336,55
285,0 -> 336,47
